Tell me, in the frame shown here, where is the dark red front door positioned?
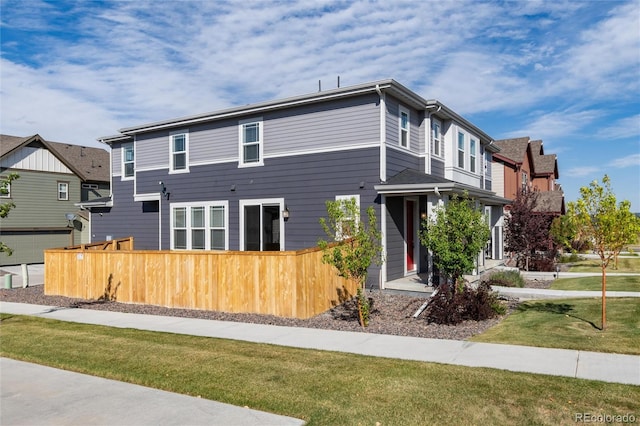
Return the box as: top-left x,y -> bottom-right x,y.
406,200 -> 415,271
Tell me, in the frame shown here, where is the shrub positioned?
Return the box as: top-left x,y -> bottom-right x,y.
559,253 -> 583,263
425,282 -> 504,325
482,270 -> 525,288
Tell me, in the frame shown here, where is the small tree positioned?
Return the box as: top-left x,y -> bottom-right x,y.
568,175 -> 640,330
318,198 -> 383,327
419,193 -> 490,287
504,190 -> 558,271
0,173 -> 20,256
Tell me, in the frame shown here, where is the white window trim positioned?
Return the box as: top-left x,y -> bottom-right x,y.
239,198 -> 285,251
399,106 -> 410,149
0,181 -> 10,198
238,117 -> 264,168
170,201 -> 229,250
122,142 -> 135,180
334,194 -> 360,240
57,181 -> 69,201
431,119 -> 443,158
457,131 -> 466,169
169,130 -> 189,174
469,138 -> 477,173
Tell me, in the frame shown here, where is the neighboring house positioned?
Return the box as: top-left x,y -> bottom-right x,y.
492,136 -> 565,214
92,79 -> 509,290
0,134 -> 110,265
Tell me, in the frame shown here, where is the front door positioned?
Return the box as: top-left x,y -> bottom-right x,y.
406,200 -> 416,272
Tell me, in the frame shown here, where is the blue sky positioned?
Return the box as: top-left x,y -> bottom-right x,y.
1,0 -> 639,210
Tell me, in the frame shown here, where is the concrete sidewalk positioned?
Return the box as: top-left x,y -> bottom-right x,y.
2,301 -> 638,387
1,358 -> 304,426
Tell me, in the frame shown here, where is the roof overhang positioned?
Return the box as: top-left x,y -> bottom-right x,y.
75,196 -> 113,209
375,182 -> 511,206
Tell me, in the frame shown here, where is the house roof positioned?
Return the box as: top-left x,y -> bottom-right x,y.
492,137 -> 530,164
0,134 -> 110,183
375,168 -> 511,206
532,191 -> 565,215
100,79 -> 499,151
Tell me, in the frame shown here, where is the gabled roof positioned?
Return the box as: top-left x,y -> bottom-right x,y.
493,137 -> 530,164
532,191 -> 565,215
0,134 -> 110,183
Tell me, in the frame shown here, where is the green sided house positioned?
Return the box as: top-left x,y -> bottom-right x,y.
0,134 -> 110,265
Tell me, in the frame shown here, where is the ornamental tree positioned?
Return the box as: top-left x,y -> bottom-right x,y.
318,198 -> 383,327
419,193 -> 490,287
504,190 -> 558,271
0,173 -> 19,256
568,175 -> 640,330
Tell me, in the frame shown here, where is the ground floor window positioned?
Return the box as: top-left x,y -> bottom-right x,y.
239,198 -> 284,251
170,201 -> 228,250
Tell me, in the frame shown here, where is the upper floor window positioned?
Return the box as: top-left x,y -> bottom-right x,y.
457,132 -> 465,169
431,120 -> 442,158
170,132 -> 188,173
399,106 -> 410,149
57,181 -> 69,201
469,138 -> 477,173
239,118 -> 263,167
122,143 -> 135,179
522,172 -> 528,193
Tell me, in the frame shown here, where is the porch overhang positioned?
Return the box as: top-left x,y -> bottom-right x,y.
374,169 -> 511,206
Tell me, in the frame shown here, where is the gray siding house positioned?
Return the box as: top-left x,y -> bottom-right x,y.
0,134 -> 110,265
93,80 -> 508,289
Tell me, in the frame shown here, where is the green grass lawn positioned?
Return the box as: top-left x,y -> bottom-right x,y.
1,314 -> 638,425
551,275 -> 640,292
568,257 -> 640,273
471,298 -> 640,355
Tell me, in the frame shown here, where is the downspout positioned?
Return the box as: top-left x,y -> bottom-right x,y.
376,84 -> 387,288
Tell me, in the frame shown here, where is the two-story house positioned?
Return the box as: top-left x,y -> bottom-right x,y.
0,134 -> 110,265
492,136 -> 565,215
92,80 -> 509,290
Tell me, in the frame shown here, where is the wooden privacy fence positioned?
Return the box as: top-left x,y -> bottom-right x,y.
44,239 -> 358,319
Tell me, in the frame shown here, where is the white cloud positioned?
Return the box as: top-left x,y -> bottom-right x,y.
565,166 -> 601,178
596,115 -> 640,140
609,154 -> 640,168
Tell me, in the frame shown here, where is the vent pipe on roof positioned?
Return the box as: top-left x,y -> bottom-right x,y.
337,75 -> 340,88
318,80 -> 321,92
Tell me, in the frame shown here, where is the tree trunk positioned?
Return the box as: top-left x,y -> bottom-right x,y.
601,262 -> 607,331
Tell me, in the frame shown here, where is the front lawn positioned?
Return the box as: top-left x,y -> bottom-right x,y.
1,314 -> 638,425
568,257 -> 640,273
471,298 -> 640,355
551,275 -> 640,292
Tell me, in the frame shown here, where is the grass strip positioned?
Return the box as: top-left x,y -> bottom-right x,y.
471,298 -> 640,355
1,314 -> 638,425
567,257 -> 640,273
551,275 -> 640,292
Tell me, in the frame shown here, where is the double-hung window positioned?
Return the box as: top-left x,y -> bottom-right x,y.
57,182 -> 69,201
239,118 -> 263,167
334,194 -> 360,240
399,106 -> 410,149
431,120 -> 442,157
170,132 -> 188,172
469,138 -> 477,173
522,172 -> 528,193
171,202 -> 228,250
457,132 -> 465,169
123,143 -> 135,178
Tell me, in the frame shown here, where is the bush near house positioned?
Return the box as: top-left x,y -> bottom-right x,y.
424,282 -> 505,325
481,270 -> 525,288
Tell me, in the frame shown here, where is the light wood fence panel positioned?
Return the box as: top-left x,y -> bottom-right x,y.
44,241 -> 358,319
